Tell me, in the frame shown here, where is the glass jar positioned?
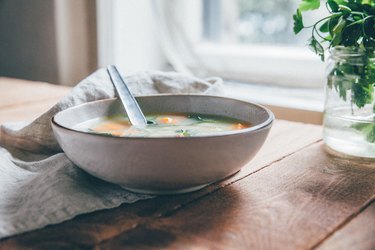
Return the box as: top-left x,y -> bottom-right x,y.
323,47 -> 375,158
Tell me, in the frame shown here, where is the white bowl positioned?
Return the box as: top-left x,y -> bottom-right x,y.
52,95 -> 273,194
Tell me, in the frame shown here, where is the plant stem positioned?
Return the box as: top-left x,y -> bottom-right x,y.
304,13 -> 342,28
346,15 -> 374,28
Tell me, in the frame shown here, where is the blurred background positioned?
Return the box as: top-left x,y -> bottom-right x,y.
0,0 -> 326,123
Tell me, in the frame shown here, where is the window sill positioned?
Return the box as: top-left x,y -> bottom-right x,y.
223,81 -> 324,125
193,43 -> 326,88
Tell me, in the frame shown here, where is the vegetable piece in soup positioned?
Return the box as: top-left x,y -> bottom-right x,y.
75,113 -> 251,137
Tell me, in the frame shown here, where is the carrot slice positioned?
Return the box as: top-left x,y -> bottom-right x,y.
93,122 -> 128,132
235,123 -> 246,130
160,117 -> 173,124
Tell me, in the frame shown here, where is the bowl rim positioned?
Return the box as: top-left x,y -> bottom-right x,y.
51,94 -> 274,140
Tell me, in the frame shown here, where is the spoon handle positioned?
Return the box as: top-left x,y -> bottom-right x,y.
107,65 -> 147,128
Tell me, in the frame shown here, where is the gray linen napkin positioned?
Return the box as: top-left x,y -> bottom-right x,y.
0,68 -> 223,239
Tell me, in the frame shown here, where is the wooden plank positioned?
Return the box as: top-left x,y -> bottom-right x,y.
0,121 -> 323,249
317,201 -> 375,250
97,143 -> 375,249
0,77 -> 69,109
266,104 -> 323,125
231,120 -> 322,181
0,100 -> 59,123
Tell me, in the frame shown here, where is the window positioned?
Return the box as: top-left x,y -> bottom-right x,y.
204,0 -> 310,46
165,0 -> 327,87
97,0 -> 327,113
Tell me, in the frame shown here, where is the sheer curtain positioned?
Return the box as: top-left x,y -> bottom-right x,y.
99,0 -> 325,87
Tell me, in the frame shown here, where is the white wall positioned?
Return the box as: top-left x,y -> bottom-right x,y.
0,0 -> 59,83
111,0 -> 168,74
0,0 -> 97,85
55,0 -> 98,86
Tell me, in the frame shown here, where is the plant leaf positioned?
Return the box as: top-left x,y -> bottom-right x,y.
352,80 -> 374,108
341,24 -> 362,46
331,16 -> 347,45
328,16 -> 340,36
333,16 -> 346,34
293,9 -> 304,34
362,0 -> 375,7
299,0 -> 321,11
307,37 -> 325,60
319,20 -> 330,32
338,4 -> 352,13
351,122 -> 375,143
327,0 -> 340,12
325,34 -> 333,40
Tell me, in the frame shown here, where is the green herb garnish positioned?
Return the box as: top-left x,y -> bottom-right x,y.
175,129 -> 192,137
188,114 -> 215,123
147,119 -> 157,125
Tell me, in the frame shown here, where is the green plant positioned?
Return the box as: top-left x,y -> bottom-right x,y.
293,0 -> 375,142
293,0 -> 375,59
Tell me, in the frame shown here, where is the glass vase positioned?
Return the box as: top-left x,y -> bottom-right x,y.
323,47 -> 375,158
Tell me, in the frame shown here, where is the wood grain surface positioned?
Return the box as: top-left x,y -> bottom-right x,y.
0,77 -> 69,123
0,78 -> 374,250
317,201 -> 375,250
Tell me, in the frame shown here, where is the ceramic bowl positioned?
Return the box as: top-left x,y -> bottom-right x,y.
51,95 -> 274,194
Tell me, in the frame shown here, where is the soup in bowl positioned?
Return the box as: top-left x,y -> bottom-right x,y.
52,95 -> 274,194
75,113 -> 251,138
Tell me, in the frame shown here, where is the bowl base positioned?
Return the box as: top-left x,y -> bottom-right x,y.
121,183 -> 210,195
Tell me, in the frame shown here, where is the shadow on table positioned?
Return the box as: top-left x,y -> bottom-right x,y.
0,183 -> 244,250
98,185 -> 245,249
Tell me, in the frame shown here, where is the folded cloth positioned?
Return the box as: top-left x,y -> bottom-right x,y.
0,68 -> 223,239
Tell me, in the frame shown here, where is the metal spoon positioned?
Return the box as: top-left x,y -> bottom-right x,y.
107,65 -> 147,128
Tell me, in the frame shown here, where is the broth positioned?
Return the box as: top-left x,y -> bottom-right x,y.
74,113 -> 251,137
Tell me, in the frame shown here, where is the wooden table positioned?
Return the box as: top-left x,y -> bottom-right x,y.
0,77 -> 374,250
